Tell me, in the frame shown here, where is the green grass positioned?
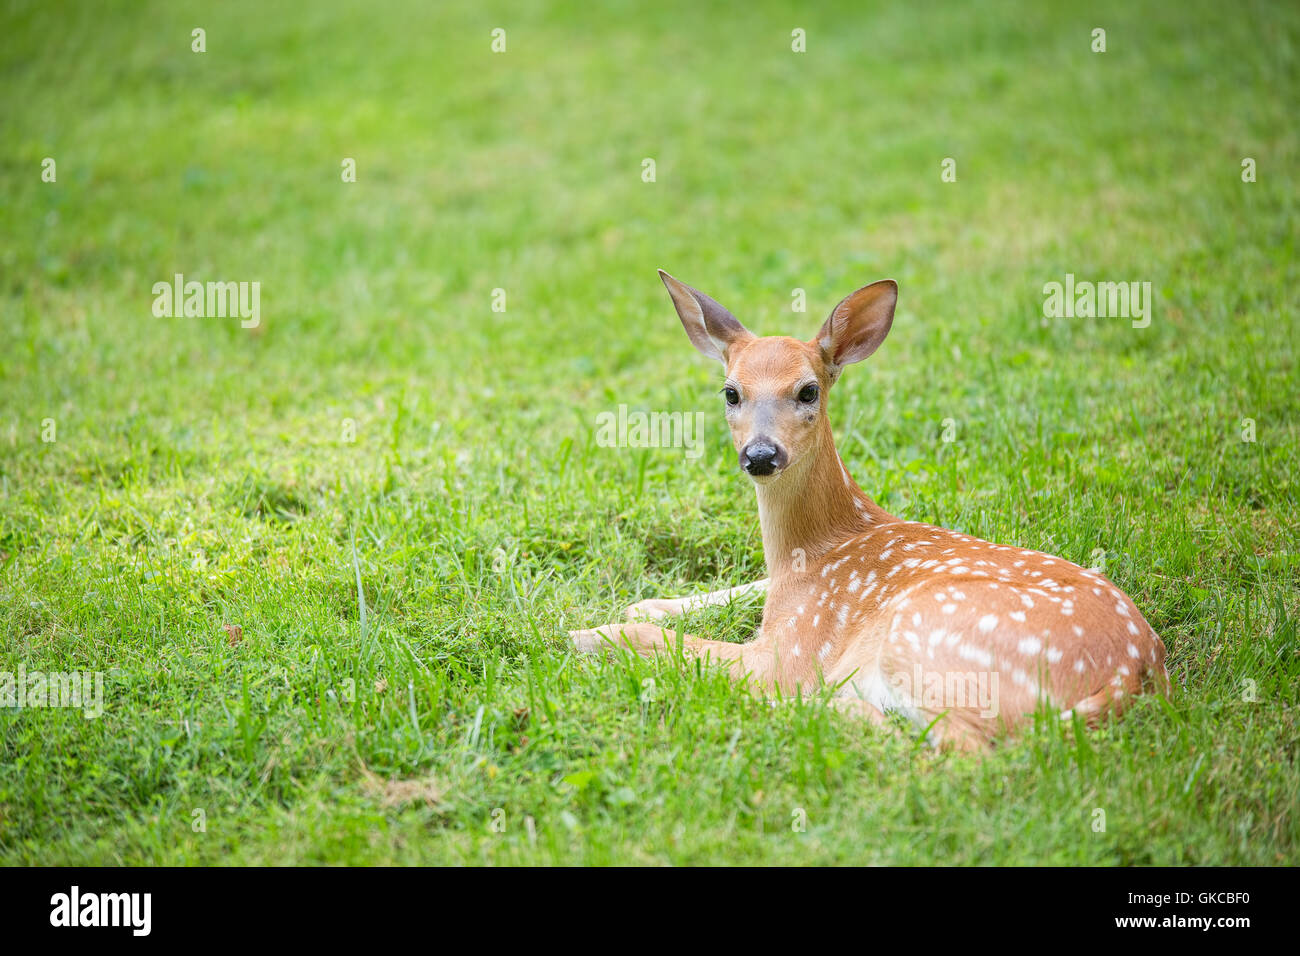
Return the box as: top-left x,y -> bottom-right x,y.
1,0 -> 1297,865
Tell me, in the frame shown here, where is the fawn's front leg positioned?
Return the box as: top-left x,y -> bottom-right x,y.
569,621 -> 775,686
624,578 -> 769,622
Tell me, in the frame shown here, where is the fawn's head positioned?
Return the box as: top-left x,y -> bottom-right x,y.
659,269 -> 897,483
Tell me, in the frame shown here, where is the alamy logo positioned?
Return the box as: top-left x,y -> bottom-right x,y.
152,273 -> 260,328
595,404 -> 706,459
50,886 -> 151,936
889,665 -> 1000,719
0,665 -> 103,719
1042,273 -> 1152,328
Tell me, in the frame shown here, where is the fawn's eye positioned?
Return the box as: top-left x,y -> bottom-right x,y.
797,383 -> 819,404
723,386 -> 740,406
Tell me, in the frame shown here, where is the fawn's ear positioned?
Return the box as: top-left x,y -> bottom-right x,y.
658,269 -> 753,364
815,279 -> 897,378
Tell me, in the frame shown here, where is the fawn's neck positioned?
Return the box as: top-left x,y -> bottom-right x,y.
755,417 -> 889,579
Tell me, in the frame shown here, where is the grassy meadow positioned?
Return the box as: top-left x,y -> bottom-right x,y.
0,0 -> 1297,864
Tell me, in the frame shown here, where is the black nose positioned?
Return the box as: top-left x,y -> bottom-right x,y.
741,441 -> 783,476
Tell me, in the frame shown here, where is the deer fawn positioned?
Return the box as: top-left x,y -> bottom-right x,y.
570,271 -> 1170,749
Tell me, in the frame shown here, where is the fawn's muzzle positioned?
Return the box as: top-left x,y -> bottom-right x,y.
741,441 -> 784,476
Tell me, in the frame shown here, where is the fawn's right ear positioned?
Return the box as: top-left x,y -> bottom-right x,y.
658,269 -> 753,364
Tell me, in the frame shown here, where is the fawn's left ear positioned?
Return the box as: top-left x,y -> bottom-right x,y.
814,279 -> 898,378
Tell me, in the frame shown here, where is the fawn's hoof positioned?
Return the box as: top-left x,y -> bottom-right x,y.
570,626 -> 616,654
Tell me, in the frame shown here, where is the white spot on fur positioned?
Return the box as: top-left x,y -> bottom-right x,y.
957,645 -> 993,667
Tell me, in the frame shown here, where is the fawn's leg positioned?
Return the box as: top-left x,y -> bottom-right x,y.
625,578 -> 769,621
570,621 -> 775,685
826,696 -> 989,751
